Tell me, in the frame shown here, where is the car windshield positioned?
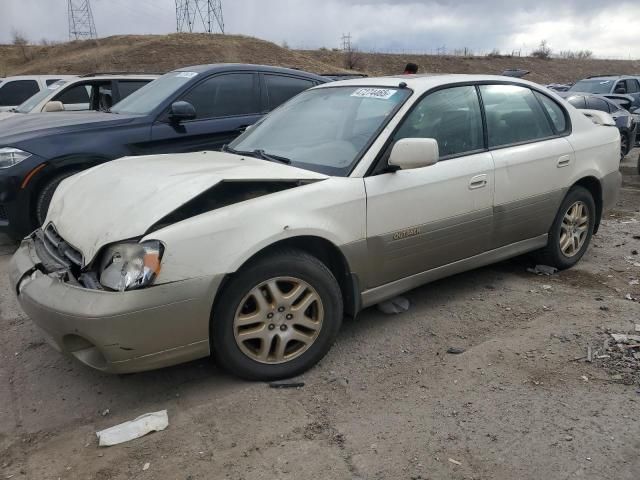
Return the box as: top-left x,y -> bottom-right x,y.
570,79 -> 614,94
110,71 -> 196,115
229,86 -> 411,176
15,80 -> 68,113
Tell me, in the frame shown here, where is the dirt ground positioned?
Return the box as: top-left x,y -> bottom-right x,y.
1,155 -> 639,480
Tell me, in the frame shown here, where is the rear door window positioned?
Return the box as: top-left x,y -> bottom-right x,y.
624,79 -> 640,93
264,75 -> 315,110
394,85 -> 484,158
45,79 -> 62,86
480,84 -> 553,148
0,80 -> 40,106
181,73 -> 260,119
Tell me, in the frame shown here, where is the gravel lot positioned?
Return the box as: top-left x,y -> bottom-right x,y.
1,154 -> 639,480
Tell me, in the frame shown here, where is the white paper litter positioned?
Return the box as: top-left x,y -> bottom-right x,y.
377,296 -> 410,314
96,410 -> 168,447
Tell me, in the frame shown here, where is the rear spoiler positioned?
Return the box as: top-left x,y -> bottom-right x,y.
580,109 -> 616,126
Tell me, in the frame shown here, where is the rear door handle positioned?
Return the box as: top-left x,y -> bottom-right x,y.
469,174 -> 488,190
557,155 -> 571,168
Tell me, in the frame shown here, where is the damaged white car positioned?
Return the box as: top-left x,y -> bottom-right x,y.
10,75 -> 621,380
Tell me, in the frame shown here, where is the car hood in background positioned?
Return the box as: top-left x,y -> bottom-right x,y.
0,111 -> 18,121
46,151 -> 328,263
0,111 -> 139,144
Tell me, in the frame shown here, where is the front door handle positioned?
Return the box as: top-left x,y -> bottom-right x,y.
557,155 -> 571,168
469,174 -> 488,190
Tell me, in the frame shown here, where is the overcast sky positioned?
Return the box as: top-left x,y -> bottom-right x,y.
1,0 -> 637,58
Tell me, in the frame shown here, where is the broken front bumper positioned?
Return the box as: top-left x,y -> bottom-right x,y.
9,238 -> 223,374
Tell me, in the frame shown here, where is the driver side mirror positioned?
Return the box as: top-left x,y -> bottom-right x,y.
169,101 -> 196,123
389,138 -> 439,170
43,101 -> 64,113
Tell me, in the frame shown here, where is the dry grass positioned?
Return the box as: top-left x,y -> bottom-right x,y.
2,33 -> 640,83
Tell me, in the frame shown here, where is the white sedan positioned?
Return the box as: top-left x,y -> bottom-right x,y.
10,74 -> 621,380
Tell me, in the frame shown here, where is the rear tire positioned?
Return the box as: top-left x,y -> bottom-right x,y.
211,249 -> 343,381
535,186 -> 596,270
34,171 -> 80,227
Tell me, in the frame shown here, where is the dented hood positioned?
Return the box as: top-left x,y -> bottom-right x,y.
46,151 -> 328,263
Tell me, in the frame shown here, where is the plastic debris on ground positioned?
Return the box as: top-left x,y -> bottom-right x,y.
377,296 -> 410,314
446,347 -> 466,354
96,410 -> 169,447
527,265 -> 558,275
583,330 -> 640,387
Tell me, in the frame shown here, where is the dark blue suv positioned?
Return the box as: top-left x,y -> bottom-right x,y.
0,64 -> 327,238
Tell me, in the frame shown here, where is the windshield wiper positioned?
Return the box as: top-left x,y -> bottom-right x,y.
222,145 -> 291,164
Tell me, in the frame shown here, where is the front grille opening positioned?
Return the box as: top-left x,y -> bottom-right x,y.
42,224 -> 83,268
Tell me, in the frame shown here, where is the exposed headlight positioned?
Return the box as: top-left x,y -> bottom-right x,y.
0,147 -> 32,168
98,240 -> 164,291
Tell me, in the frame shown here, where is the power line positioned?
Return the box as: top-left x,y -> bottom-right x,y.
67,0 -> 98,40
175,0 -> 224,34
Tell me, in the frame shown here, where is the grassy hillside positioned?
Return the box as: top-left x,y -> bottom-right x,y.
0,34 -> 345,77
2,33 -> 640,84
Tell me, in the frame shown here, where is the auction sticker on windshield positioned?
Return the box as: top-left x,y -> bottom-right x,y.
351,88 -> 396,100
176,72 -> 198,78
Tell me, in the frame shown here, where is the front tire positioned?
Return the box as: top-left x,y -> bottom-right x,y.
211,249 -> 343,381
536,186 -> 596,270
34,170 -> 80,227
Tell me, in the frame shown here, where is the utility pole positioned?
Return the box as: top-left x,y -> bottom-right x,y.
67,0 -> 97,40
175,0 -> 225,34
341,33 -> 352,52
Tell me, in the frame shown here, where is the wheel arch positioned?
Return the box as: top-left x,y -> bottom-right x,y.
212,235 -> 361,321
26,155 -> 111,221
571,176 -> 603,233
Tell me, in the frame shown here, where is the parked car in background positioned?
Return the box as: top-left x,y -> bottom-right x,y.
501,68 -> 530,78
321,73 -> 368,81
0,75 -> 76,112
9,75 -> 621,379
0,74 -> 158,120
559,92 -> 636,159
569,75 -> 640,109
546,83 -> 572,92
0,64 -> 327,238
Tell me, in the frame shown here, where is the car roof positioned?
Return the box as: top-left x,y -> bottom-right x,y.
579,75 -> 637,80
0,74 -> 77,81
173,63 -> 328,82
61,74 -> 159,83
313,74 -> 550,95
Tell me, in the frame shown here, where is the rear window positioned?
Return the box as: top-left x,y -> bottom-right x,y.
0,80 -> 40,106
586,97 -> 610,113
264,75 -> 315,110
570,79 -> 613,94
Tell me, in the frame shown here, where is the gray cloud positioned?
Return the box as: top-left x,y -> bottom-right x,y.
0,0 -> 636,58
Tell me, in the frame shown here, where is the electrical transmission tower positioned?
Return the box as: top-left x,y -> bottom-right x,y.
67,0 -> 98,40
175,1 -> 225,34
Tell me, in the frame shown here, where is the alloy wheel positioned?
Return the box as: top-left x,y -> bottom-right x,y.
233,276 -> 324,364
559,201 -> 589,257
